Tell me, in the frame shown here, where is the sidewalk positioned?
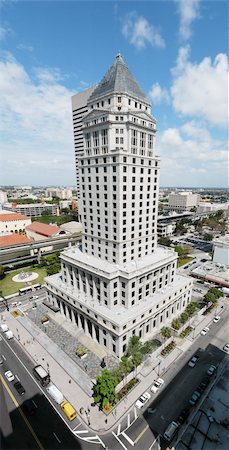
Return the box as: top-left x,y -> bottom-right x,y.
1,299 -> 225,434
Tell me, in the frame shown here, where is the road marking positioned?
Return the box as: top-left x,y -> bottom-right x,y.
134,424 -> 149,444
122,431 -> 135,446
2,354 -> 6,360
127,413 -> 130,427
134,407 -> 138,420
32,400 -> 38,408
112,431 -> 128,450
53,432 -> 61,443
72,423 -> 82,430
0,374 -> 44,450
117,423 -> 121,435
16,375 -> 20,381
75,429 -> 89,434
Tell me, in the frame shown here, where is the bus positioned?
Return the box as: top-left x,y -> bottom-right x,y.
19,284 -> 42,295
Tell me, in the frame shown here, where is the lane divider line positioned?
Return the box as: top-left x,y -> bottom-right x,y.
0,374 -> 44,450
112,431 -> 128,450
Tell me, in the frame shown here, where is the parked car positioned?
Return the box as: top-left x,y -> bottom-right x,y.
135,392 -> 151,409
151,378 -> 165,393
199,376 -> 211,391
213,316 -> 220,323
207,365 -> 217,376
201,327 -> 210,336
223,343 -> 229,353
23,399 -> 36,416
177,408 -> 190,425
189,390 -> 201,406
14,381 -> 25,395
4,370 -> 15,382
188,355 -> 199,368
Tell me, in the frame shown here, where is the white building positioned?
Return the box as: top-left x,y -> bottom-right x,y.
4,203 -> 59,217
45,54 -> 192,357
197,202 -> 228,214
71,87 -> 95,193
168,191 -> 199,212
157,221 -> 176,238
0,213 -> 31,234
213,235 -> 229,267
0,191 -> 7,204
46,188 -> 72,200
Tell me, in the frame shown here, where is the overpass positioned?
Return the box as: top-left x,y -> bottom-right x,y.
0,234 -> 82,266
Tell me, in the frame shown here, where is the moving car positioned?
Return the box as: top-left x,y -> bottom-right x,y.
201,327 -> 210,336
207,365 -> 217,376
189,390 -> 201,406
223,343 -> 229,353
151,378 -> 165,393
213,316 -> 220,323
14,381 -> 25,395
5,370 -> 15,382
135,392 -> 151,409
188,355 -> 199,368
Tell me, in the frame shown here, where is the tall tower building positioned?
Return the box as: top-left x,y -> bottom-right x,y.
72,87 -> 95,192
45,55 -> 192,357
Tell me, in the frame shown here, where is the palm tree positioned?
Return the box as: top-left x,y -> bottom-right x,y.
160,326 -> 172,342
119,356 -> 133,386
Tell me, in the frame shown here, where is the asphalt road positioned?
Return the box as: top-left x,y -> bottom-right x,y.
0,336 -> 97,450
143,306 -> 229,449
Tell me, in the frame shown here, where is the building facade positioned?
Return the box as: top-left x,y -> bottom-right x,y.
71,87 -> 95,193
0,213 -> 31,234
4,203 -> 59,217
45,55 -> 192,357
168,191 -> 200,212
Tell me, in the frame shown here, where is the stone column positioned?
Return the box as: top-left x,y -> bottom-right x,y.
59,302 -> 65,317
71,309 -> 76,324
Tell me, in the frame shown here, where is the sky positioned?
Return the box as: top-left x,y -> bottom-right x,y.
0,0 -> 228,188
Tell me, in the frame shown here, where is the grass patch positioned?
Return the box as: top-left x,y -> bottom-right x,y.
116,378 -> 139,402
177,256 -> 194,267
161,341 -> 176,356
32,215 -> 77,226
179,326 -> 193,338
0,267 -> 47,296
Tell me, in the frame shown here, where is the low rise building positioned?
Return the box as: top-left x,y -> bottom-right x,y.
168,191 -> 200,212
59,221 -> 83,235
0,191 -> 7,204
4,203 -> 59,217
212,235 -> 229,267
0,234 -> 32,248
26,222 -> 61,241
0,213 -> 31,234
197,202 -> 228,213
157,221 -> 176,238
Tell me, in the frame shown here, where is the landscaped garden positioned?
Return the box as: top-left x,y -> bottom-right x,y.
0,267 -> 47,296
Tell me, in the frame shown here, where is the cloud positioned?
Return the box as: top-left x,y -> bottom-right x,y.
122,12 -> 165,49
175,0 -> 201,40
0,53 -> 76,185
157,122 -> 228,187
17,43 -> 34,52
149,82 -> 170,104
171,47 -> 228,128
0,24 -> 11,41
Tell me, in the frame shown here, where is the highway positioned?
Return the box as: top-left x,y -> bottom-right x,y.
0,336 -> 97,450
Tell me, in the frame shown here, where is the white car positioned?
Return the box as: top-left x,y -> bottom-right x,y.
135,392 -> 151,409
213,316 -> 220,323
5,370 -> 15,382
201,327 -> 210,336
223,343 -> 229,353
151,378 -> 165,393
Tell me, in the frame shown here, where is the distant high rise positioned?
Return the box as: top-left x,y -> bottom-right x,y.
45,55 -> 192,358
71,87 -> 95,193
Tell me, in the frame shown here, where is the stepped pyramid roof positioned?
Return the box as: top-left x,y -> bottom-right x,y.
89,53 -> 149,103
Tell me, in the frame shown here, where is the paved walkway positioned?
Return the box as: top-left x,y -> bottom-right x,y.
1,299 -> 225,434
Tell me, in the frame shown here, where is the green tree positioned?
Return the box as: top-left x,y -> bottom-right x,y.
0,266 -> 6,280
160,326 -> 172,340
174,245 -> 185,257
208,287 -> 222,299
186,302 -> 198,316
119,356 -> 133,385
172,319 -> 181,330
93,369 -> 118,408
132,351 -> 143,376
158,237 -> 172,247
41,210 -> 50,216
126,336 -> 142,357
46,263 -> 60,276
180,311 -> 189,324
203,233 -> 213,241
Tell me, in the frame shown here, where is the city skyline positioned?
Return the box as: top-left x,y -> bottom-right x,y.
0,0 -> 228,187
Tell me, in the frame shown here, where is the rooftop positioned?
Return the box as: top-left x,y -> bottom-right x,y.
88,53 -> 149,103
0,213 -> 30,222
26,222 -> 60,237
0,234 -> 32,248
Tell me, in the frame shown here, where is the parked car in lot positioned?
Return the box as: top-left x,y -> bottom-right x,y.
135,392 -> 151,409
223,343 -> 229,353
14,381 -> 25,395
189,391 -> 201,406
201,327 -> 210,336
207,365 -> 217,376
163,421 -> 179,441
213,316 -> 220,323
151,378 -> 165,393
188,355 -> 199,368
4,370 -> 15,382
